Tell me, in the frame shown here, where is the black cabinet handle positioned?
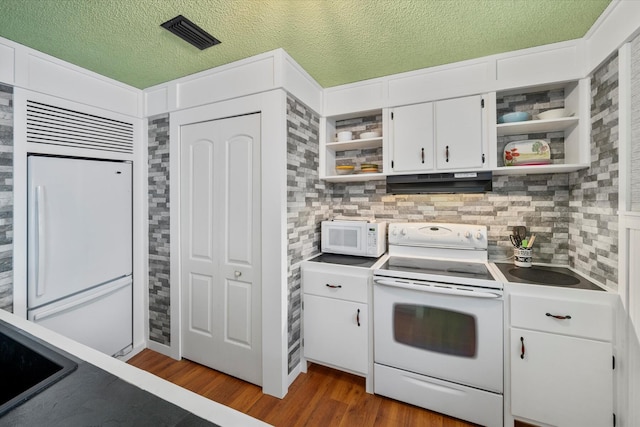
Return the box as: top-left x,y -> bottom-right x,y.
421,147 -> 425,164
546,312 -> 572,320
325,284 -> 342,289
520,336 -> 525,359
357,308 -> 361,327
445,145 -> 449,162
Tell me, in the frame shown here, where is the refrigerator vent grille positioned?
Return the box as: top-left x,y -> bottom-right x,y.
26,101 -> 134,154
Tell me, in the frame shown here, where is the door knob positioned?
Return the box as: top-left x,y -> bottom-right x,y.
234,271 -> 242,277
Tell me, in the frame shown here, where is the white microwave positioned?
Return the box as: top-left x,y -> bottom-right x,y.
321,220 -> 387,258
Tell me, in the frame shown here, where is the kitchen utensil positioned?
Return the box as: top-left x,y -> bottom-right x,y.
510,235 -> 523,248
536,108 -> 569,120
513,226 -> 527,240
359,131 -> 381,139
337,131 -> 352,142
527,234 -> 536,248
498,111 -> 530,124
504,139 -> 551,166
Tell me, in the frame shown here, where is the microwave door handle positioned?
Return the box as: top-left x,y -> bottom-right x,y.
374,278 -> 501,299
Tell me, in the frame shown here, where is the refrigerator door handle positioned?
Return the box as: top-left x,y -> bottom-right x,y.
31,277 -> 131,322
35,185 -> 46,297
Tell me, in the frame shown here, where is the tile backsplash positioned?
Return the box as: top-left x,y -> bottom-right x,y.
329,174 -> 570,265
0,84 -> 12,313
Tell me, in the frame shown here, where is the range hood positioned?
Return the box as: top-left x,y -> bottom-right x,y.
386,171 -> 493,194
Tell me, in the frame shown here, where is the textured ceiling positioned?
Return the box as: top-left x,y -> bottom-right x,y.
0,0 -> 611,90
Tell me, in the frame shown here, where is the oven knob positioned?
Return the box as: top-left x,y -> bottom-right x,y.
475,232 -> 483,240
391,228 -> 398,236
464,231 -> 471,238
400,228 -> 407,236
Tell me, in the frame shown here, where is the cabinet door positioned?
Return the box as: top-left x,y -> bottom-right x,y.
435,95 -> 484,170
303,294 -> 367,374
510,328 -> 613,427
391,102 -> 435,172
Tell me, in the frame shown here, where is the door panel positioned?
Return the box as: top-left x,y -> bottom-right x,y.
188,273 -> 212,334
226,279 -> 252,346
181,114 -> 262,386
226,135 -> 253,265
189,141 -> 214,261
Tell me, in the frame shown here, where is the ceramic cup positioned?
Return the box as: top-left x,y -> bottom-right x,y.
514,248 -> 532,267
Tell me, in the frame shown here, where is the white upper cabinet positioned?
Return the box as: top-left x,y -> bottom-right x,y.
389,95 -> 487,174
390,102 -> 435,172
435,95 -> 484,170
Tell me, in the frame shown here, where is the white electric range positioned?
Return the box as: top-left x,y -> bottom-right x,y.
373,222 -> 504,427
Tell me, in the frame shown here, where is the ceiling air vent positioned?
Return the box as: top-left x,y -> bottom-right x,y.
161,15 -> 221,50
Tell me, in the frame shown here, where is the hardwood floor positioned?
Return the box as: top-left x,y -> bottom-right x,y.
128,349 -> 480,427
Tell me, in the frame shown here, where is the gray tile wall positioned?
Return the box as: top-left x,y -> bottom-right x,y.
148,114 -> 171,345
0,84 -> 12,313
329,174 -> 570,265
569,53 -> 619,289
286,95 -> 327,373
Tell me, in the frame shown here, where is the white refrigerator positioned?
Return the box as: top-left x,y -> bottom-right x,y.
27,155 -> 133,357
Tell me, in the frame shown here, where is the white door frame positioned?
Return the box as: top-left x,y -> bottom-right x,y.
167,90 -> 289,398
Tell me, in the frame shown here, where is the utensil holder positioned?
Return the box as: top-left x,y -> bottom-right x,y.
514,248 -> 532,267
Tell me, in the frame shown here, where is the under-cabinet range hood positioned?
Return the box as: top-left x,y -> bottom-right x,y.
386,171 -> 493,194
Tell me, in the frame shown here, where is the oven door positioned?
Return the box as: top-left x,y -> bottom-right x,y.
373,277 -> 503,393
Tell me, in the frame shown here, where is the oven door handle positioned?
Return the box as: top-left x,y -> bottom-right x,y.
374,278 -> 501,299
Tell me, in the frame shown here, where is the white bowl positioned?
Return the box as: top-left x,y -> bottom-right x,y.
337,131 -> 353,142
335,165 -> 355,175
359,131 -> 381,139
536,108 -> 568,120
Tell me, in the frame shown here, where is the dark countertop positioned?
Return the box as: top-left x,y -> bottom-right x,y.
493,262 -> 605,291
0,310 -> 269,427
1,353 -> 217,427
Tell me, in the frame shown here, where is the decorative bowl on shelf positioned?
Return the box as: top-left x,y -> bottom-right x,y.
498,111 -> 530,124
335,165 -> 355,175
535,108 -> 569,120
504,139 -> 551,166
336,131 -> 353,142
359,131 -> 381,139
359,163 -> 379,173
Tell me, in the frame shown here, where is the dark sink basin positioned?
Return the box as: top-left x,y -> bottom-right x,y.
0,320 -> 77,416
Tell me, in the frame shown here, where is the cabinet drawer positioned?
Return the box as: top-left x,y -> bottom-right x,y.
302,268 -> 369,303
510,294 -> 612,341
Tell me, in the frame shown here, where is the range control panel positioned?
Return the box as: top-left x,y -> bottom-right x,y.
388,222 -> 488,250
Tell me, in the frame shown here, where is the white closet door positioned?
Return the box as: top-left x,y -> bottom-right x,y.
180,113 -> 262,385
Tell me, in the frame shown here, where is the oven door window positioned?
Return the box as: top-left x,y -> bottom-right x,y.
393,304 -> 477,358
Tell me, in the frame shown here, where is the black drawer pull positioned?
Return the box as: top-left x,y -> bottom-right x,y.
520,336 -> 525,359
325,284 -> 342,289
357,308 -> 361,327
546,312 -> 572,320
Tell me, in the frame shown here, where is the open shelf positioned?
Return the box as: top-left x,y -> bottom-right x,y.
493,163 -> 589,175
497,116 -> 579,136
323,172 -> 386,182
325,137 -> 382,151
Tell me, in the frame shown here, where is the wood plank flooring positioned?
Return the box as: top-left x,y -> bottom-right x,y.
127,349 -> 480,427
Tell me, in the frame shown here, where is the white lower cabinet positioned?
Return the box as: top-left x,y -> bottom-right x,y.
507,287 -> 615,427
510,328 -> 613,427
301,260 -> 373,392
303,294 -> 367,374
